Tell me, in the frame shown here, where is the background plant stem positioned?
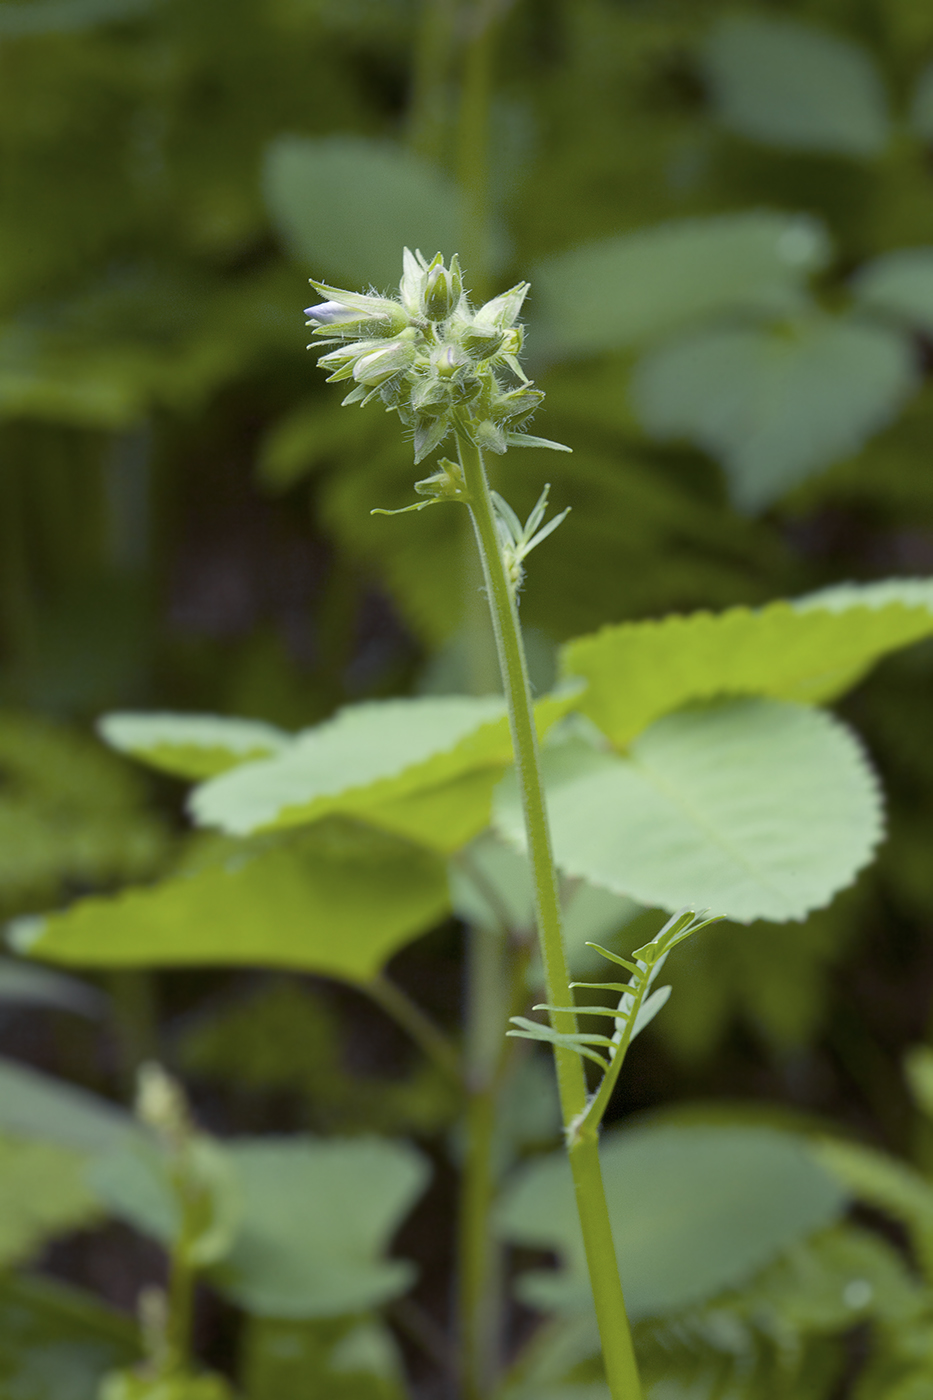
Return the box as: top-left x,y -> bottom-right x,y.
454,425 -> 644,1400
455,0 -> 504,304
408,0 -> 459,164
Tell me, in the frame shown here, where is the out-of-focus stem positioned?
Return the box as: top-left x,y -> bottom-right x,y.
455,0 -> 504,302
408,0 -> 459,164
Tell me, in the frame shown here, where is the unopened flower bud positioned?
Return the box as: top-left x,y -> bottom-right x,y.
433,344 -> 463,378
461,324 -> 506,360
136,1062 -> 190,1148
422,254 -> 463,322
353,330 -> 417,386
474,281 -> 529,331
491,386 -> 545,423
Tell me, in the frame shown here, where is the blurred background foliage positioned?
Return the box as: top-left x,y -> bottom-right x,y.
8,0 -> 933,1395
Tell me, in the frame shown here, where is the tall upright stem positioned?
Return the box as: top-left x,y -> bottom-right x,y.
454,426 -> 643,1400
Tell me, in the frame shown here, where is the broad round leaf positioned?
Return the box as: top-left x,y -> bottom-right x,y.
98,713 -> 290,780
190,696 -> 507,837
217,1136 -> 430,1317
494,699 -> 883,923
17,827 -> 450,982
631,315 -> 918,511
0,1276 -> 137,1400
561,577 -> 933,747
0,1055 -> 133,1154
852,248 -> 933,338
0,0 -> 156,34
700,16 -> 891,158
262,135 -> 461,290
0,1136 -> 100,1268
496,1124 -> 848,1319
532,212 -> 829,358
911,62 -> 933,142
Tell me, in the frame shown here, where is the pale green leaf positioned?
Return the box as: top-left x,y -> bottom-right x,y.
16,826 -> 450,982
242,1315 -> 407,1400
560,576 -> 933,748
532,212 -> 829,358
852,248 -> 933,337
631,315 -> 918,511
263,135 -> 461,290
0,0 -> 155,34
449,833 -> 535,934
0,1135 -> 100,1268
496,1124 -> 847,1318
216,1136 -> 430,1317
910,62 -> 933,141
357,764 -> 505,854
0,956 -> 105,1016
0,1275 -> 137,1400
98,712 -> 290,780
700,16 -> 891,157
190,696 -> 507,837
494,699 -> 883,923
815,1139 -> 933,1277
0,1056 -> 133,1153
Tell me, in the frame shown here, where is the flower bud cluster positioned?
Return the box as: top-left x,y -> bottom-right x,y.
305,249 -> 558,465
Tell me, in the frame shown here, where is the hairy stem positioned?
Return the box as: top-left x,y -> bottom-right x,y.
454,426 -> 643,1400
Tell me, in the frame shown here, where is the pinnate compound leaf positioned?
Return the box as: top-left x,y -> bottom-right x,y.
631,316 -> 918,511
494,699 -> 883,924
0,1135 -> 100,1268
561,577 -> 933,748
214,1136 -> 430,1317
98,713 -> 290,780
700,16 -> 891,158
263,136 -> 460,290
852,248 -> 933,337
532,212 -> 829,359
496,1125 -> 847,1319
17,827 -> 450,982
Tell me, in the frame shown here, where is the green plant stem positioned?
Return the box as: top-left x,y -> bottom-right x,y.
109,969 -> 159,1096
454,425 -> 643,1400
459,917 -> 514,1399
408,0 -> 459,163
365,973 -> 462,1083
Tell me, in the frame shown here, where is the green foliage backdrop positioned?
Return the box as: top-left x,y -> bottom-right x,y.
6,1 -> 933,1397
